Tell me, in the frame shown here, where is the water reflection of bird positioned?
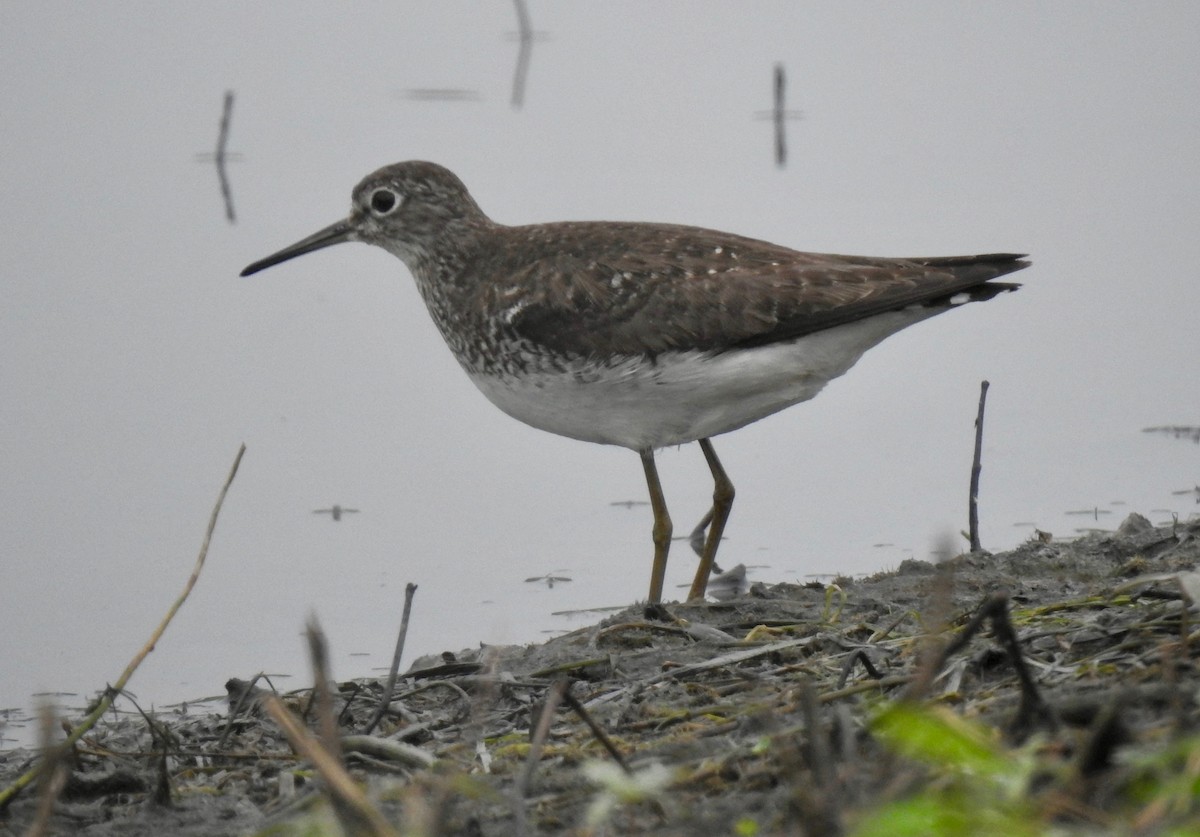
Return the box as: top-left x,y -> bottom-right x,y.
705,563 -> 748,601
313,505 -> 359,522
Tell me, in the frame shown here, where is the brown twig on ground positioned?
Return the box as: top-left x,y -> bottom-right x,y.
642,636 -> 818,687
915,590 -> 1057,737
0,443 -> 246,811
562,686 -> 631,774
969,379 -> 989,551
820,674 -> 914,704
836,648 -> 884,689
363,582 -> 418,734
396,679 -> 472,713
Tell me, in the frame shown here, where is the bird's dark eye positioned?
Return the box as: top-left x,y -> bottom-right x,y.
369,188 -> 400,215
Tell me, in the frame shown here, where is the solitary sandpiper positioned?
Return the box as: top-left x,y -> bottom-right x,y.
242,161 -> 1027,603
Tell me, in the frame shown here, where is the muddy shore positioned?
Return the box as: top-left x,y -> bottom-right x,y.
3,513 -> 1199,835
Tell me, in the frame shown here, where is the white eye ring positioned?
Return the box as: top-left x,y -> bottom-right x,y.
368,188 -> 401,216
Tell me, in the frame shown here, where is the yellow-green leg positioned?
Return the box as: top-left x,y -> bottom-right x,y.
640,448 -> 673,603
688,438 -> 735,601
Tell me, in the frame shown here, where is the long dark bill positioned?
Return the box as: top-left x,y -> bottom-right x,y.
240,218 -> 357,277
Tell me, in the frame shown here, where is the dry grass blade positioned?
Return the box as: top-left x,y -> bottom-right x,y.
261,694 -> 400,837
518,677 -> 569,796
0,443 -> 246,811
306,618 -> 341,762
509,676 -> 569,836
642,635 -> 817,686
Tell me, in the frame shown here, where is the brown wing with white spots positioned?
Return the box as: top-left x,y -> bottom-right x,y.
482,221 -> 1027,357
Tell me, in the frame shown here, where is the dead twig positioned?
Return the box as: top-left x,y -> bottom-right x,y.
836,648 -> 884,689
562,686 -> 631,774
644,636 -> 818,686
912,591 -> 1057,737
363,582 -> 418,734
969,380 -> 989,551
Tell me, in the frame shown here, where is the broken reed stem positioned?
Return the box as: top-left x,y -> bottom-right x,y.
261,694 -> 400,837
969,380 -> 989,552
510,677 -> 569,837
518,677 -> 570,797
363,582 -> 418,734
306,618 -> 341,762
301,617 -> 399,836
0,443 -> 246,811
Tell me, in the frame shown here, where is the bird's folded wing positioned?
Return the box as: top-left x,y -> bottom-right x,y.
488,225 -> 1025,357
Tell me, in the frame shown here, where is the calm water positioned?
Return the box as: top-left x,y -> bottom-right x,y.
2,4 -> 1197,746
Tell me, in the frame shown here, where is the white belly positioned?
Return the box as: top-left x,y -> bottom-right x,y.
467,308 -> 935,451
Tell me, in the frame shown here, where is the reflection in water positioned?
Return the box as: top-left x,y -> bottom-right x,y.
313,505 -> 360,522
525,572 -> 572,589
397,89 -> 482,102
193,90 -> 241,224
1143,425 -> 1200,444
753,63 -> 804,167
506,0 -> 549,109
